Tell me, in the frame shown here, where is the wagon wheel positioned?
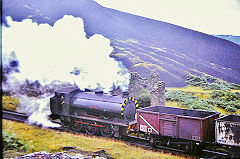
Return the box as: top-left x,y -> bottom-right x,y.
85,121 -> 98,135
100,124 -> 114,137
190,142 -> 203,155
71,119 -> 83,132
149,137 -> 157,147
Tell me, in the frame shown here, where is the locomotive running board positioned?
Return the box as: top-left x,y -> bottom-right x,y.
139,115 -> 159,134
63,114 -> 137,126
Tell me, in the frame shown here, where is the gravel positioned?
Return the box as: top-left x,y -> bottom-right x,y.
16,151 -> 108,159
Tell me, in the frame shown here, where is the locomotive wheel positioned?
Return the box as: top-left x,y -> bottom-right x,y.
85,121 -> 98,135
100,124 -> 114,137
71,119 -> 83,132
61,117 -> 71,127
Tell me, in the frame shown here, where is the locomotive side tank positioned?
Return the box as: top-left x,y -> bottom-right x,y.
50,86 -> 138,122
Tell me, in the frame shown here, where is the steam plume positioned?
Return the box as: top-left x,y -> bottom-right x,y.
2,15 -> 130,127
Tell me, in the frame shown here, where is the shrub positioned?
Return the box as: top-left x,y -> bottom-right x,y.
228,101 -> 240,109
187,99 -> 215,111
2,131 -> 32,152
136,88 -> 151,108
225,106 -> 237,113
186,75 -> 240,90
165,90 -> 216,112
211,90 -> 225,99
166,88 -> 239,113
225,92 -> 240,101
228,83 -> 240,89
213,98 -> 227,109
210,91 -> 240,112
206,99 -> 215,105
208,83 -> 229,90
165,90 -> 196,102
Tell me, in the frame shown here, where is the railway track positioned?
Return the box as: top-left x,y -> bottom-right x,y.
2,109 -> 28,122
123,135 -> 185,153
2,109 -> 61,128
123,136 -> 231,158
2,110 -> 231,158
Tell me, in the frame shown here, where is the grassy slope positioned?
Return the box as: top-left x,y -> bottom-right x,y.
2,96 -> 19,111
166,86 -> 240,115
2,120 -> 188,159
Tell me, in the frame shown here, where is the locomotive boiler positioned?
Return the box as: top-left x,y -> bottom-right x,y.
50,86 -> 138,137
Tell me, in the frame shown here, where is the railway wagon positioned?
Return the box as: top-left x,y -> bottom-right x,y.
215,114 -> 240,147
137,105 -> 220,151
50,86 -> 138,138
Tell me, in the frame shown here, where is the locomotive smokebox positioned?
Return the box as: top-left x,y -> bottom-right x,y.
50,86 -> 138,122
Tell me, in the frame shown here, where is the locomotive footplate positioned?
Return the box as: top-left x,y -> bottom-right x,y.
58,114 -> 137,138
70,115 -> 137,127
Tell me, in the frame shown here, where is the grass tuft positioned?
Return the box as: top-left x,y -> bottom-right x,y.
2,96 -> 19,111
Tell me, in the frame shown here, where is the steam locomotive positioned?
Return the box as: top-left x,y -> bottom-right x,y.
50,86 -> 240,157
50,86 -> 138,137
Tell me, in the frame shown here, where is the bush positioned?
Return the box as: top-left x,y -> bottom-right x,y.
225,106 -> 237,113
228,101 -> 240,109
165,90 -> 216,112
3,131 -> 25,151
211,90 -> 225,98
165,90 -> 196,102
225,92 -> 240,101
187,99 -> 215,111
186,75 -> 240,90
206,99 -> 215,105
228,83 -> 240,89
210,91 -> 240,113
166,88 -> 239,113
3,131 -> 33,152
136,88 -> 151,108
208,83 -> 229,90
213,98 -> 227,108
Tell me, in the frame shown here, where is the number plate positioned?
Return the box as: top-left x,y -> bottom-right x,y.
140,125 -> 147,132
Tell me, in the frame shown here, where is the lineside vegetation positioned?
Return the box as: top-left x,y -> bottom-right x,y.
2,120 -> 188,159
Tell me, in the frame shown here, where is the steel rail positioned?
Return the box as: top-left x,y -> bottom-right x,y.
2,109 -> 28,122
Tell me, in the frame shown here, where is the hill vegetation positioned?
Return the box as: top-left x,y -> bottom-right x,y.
3,0 -> 240,87
137,88 -> 240,114
186,75 -> 240,90
2,120 -> 187,159
135,75 -> 240,114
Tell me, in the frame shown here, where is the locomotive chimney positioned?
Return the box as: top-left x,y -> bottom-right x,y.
122,91 -> 129,98
95,90 -> 104,95
84,88 -> 92,92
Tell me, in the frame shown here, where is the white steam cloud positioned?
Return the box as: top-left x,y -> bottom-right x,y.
2,15 -> 130,127
3,15 -> 130,91
17,96 -> 60,128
